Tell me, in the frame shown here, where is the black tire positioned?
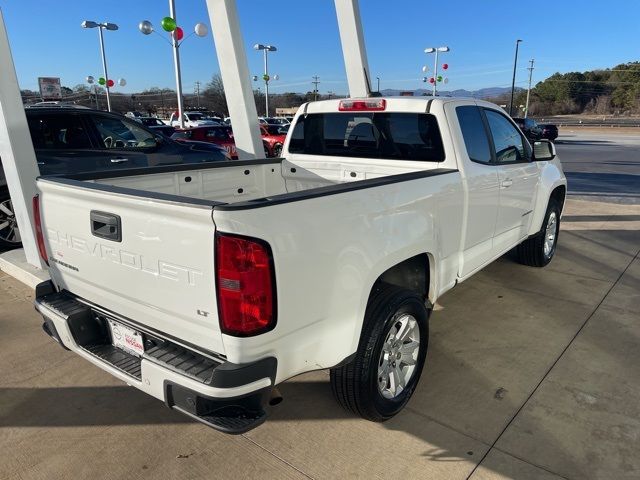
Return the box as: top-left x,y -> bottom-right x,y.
0,192 -> 22,250
330,284 -> 430,421
273,143 -> 283,157
516,198 -> 560,267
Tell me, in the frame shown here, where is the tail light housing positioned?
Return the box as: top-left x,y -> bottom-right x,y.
339,98 -> 386,112
215,233 -> 276,336
32,195 -> 49,266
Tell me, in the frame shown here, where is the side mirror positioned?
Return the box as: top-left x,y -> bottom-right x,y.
533,139 -> 556,161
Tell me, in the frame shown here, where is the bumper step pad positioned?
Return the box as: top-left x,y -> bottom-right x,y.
85,344 -> 142,379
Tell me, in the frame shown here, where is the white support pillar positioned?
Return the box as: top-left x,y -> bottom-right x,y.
0,9 -> 43,268
334,0 -> 371,98
205,0 -> 263,160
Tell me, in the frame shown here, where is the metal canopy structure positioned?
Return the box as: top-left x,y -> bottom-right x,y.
0,0 -> 371,270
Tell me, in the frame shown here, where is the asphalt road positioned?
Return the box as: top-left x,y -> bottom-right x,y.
555,130 -> 640,203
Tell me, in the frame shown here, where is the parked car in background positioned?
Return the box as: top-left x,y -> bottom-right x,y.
0,107 -> 229,249
169,111 -> 222,128
260,124 -> 287,157
540,124 -> 559,142
135,117 -> 175,138
125,111 -> 144,119
512,117 -> 543,141
172,125 -> 238,159
172,125 -> 273,159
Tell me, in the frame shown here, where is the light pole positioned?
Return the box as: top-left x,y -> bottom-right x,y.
509,39 -> 523,116
254,44 -> 277,116
424,46 -> 449,96
139,3 -> 208,129
376,76 -> 380,92
81,20 -> 118,112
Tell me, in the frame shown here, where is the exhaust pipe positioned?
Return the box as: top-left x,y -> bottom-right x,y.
268,387 -> 283,406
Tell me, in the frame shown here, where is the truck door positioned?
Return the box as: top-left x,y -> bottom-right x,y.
452,105 -> 501,277
482,109 -> 539,252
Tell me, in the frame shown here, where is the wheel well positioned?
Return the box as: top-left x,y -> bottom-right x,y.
550,185 -> 566,213
374,253 -> 430,301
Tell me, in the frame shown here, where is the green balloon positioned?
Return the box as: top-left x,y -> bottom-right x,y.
262,74 -> 270,82
437,75 -> 443,82
161,16 -> 177,32
98,77 -> 106,85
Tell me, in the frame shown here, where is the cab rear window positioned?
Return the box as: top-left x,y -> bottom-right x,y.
289,112 -> 445,162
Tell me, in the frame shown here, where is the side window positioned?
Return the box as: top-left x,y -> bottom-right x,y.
92,115 -> 156,149
455,106 -> 492,164
27,114 -> 92,150
484,110 -> 529,163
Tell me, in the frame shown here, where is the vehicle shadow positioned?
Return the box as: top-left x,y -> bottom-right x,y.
565,172 -> 640,196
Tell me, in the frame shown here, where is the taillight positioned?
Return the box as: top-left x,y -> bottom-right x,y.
32,195 -> 49,266
338,98 -> 386,112
215,233 -> 276,336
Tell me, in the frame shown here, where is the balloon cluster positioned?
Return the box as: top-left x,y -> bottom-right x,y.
421,63 -> 450,85
139,18 -> 208,42
87,75 -> 126,88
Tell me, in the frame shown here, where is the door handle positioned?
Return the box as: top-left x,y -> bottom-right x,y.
110,158 -> 129,163
501,178 -> 513,188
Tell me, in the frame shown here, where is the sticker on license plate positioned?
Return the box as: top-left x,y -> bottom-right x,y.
108,320 -> 144,357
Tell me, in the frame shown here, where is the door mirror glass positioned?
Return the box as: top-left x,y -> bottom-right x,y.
533,140 -> 556,161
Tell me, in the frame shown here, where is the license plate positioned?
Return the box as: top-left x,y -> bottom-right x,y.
108,319 -> 144,357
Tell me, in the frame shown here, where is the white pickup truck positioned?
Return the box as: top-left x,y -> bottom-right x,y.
34,97 -> 566,433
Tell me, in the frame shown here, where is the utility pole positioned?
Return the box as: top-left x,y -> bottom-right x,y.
195,81 -> 201,109
312,75 -> 320,101
525,59 -> 534,118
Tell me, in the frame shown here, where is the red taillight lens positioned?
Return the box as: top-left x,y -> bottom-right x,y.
338,98 -> 386,112
215,233 -> 276,336
32,195 -> 49,266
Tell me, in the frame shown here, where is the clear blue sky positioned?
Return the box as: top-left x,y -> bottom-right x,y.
1,0 -> 638,95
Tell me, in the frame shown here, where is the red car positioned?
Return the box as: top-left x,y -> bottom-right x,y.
260,124 -> 288,157
171,125 -> 238,158
172,125 -> 275,159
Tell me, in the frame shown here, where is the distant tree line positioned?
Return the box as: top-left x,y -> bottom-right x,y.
488,62 -> 640,116
21,74 -> 335,118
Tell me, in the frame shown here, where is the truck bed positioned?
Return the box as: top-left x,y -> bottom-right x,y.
52,156 -> 447,207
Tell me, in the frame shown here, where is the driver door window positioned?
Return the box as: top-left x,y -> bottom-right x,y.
92,115 -> 156,149
484,110 -> 528,163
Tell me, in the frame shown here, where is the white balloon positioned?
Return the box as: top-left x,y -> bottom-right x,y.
443,77 -> 449,84
118,78 -> 127,87
421,65 -> 428,73
194,23 -> 208,37
139,20 -> 153,35
273,74 -> 280,81
86,75 -> 94,84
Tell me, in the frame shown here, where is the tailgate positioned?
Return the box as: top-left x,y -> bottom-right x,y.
37,178 -> 224,355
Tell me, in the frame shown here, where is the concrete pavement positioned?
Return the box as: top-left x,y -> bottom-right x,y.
1,197 -> 638,480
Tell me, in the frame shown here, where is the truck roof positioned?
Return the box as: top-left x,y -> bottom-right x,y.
302,96 -> 501,115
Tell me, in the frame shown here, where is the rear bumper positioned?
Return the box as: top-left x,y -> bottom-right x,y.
35,281 -> 276,434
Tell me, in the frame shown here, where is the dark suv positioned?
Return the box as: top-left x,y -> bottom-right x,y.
512,117 -> 543,141
0,107 -> 229,249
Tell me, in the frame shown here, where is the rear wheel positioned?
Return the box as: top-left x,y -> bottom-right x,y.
516,198 -> 560,267
273,143 -> 283,157
330,284 -> 429,421
0,194 -> 22,250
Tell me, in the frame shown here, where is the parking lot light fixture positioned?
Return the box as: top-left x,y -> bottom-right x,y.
423,46 -> 449,96
254,44 -> 277,116
81,20 -> 118,111
509,39 -> 523,116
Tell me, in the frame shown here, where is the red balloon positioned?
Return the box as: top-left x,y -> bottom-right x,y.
429,77 -> 435,84
107,79 -> 115,87
442,63 -> 449,70
174,26 -> 184,41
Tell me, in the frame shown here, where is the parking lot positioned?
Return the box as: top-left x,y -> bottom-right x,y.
1,130 -> 639,480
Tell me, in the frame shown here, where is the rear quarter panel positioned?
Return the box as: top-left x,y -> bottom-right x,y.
213,171 -> 464,383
